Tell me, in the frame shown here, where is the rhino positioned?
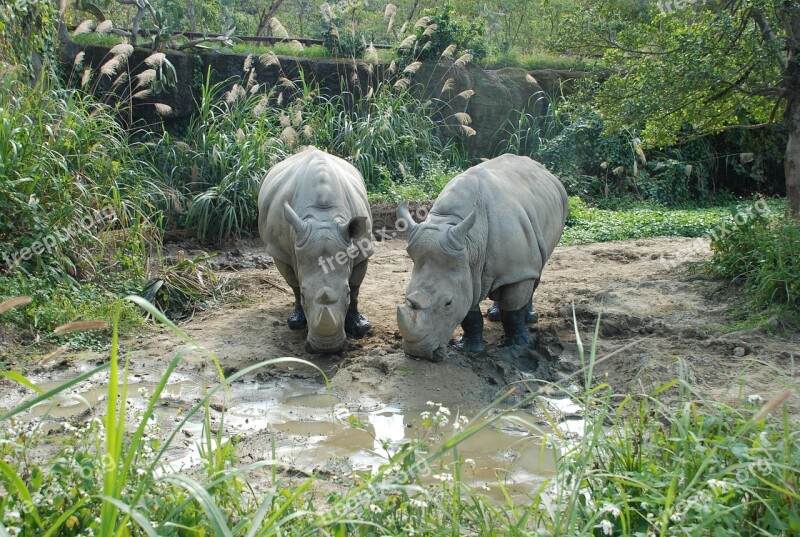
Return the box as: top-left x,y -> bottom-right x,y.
258,146 -> 373,353
396,154 -> 568,362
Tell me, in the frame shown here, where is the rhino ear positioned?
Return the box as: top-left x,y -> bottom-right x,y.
396,202 -> 418,234
284,202 -> 310,244
341,216 -> 369,241
445,210 -> 476,252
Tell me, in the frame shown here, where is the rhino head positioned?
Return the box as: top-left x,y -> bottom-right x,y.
395,203 -> 477,361
284,202 -> 369,353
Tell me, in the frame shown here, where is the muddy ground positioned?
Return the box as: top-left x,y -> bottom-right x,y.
1,233 -> 798,488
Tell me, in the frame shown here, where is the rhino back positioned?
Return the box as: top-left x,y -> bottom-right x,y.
258,147 -> 372,266
433,154 -> 568,299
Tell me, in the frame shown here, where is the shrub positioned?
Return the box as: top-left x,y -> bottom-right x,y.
395,3 -> 488,65
321,25 -> 367,58
709,208 -> 800,313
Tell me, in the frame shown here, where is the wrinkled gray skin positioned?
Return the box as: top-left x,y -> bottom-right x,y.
258,146 -> 373,353
396,154 -> 568,361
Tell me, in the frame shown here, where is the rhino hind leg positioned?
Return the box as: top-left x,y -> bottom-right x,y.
288,285 -> 307,330
345,261 -> 371,338
498,306 -> 532,347
488,300 -> 537,324
451,308 -> 486,354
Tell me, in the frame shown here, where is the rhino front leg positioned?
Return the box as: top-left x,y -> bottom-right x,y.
345,260 -> 371,338
497,279 -> 536,347
451,307 -> 486,354
275,259 -> 307,330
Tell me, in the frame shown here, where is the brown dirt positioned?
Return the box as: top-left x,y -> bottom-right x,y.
3,234 -> 798,476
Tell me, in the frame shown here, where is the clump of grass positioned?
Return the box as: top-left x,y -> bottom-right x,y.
483,49 -> 593,71
0,76 -> 165,341
709,207 -> 800,320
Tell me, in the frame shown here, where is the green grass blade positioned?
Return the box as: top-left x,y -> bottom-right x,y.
160,475 -> 234,537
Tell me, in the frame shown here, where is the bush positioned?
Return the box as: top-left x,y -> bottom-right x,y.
0,80 -> 162,337
321,25 -> 367,58
709,207 -> 800,313
395,3 -> 488,65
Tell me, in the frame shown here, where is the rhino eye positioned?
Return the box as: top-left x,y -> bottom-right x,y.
444,299 -> 453,309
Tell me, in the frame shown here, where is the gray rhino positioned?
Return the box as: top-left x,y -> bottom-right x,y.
258,146 -> 373,353
396,154 -> 568,361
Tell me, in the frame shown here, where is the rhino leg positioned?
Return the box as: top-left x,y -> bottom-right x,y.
287,285 -> 307,330
497,279 -> 535,347
451,308 -> 486,354
345,261 -> 371,338
275,259 -> 307,330
488,300 -> 537,324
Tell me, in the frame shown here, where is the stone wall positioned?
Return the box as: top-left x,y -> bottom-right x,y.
59,40 -> 586,157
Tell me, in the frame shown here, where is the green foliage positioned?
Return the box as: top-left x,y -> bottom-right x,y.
0,80 -> 163,337
709,206 -> 800,314
322,26 -> 367,58
483,49 -> 591,71
553,1 -> 783,148
395,3 -> 488,64
561,196 -> 760,244
0,0 -> 58,78
149,61 -> 466,242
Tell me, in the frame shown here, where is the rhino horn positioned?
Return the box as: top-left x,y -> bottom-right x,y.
396,306 -> 414,337
406,290 -> 432,310
396,203 -> 418,233
317,306 -> 339,335
284,201 -> 309,236
445,210 -> 476,252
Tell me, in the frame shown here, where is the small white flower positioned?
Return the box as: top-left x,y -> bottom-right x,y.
438,406 -> 450,416
602,502 -> 621,518
410,498 -> 428,508
748,394 -> 763,404
369,504 -> 382,514
420,411 -> 431,420
596,519 -> 613,535
426,400 -> 435,406
432,473 -> 453,482
464,458 -> 475,468
707,478 -> 730,493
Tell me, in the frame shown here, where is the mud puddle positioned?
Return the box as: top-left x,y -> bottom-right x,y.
8,368 -> 582,498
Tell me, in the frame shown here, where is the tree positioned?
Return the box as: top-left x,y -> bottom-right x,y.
556,0 -> 800,217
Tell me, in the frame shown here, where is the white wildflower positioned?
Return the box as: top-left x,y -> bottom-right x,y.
369,504 -> 382,514
437,406 -> 451,416
432,473 -> 453,482
410,498 -> 428,508
596,519 -> 613,536
748,394 -> 763,404
601,502 -> 621,518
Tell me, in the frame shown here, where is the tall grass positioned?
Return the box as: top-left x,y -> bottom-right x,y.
0,76 -> 164,335
149,57 -> 468,242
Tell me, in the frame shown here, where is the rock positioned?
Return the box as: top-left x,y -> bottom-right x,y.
733,346 -> 747,357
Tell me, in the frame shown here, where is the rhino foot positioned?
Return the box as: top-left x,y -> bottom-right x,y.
488,301 -> 537,324
451,336 -> 486,354
345,311 -> 371,338
287,306 -> 307,330
499,331 -> 533,348
430,346 -> 447,363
